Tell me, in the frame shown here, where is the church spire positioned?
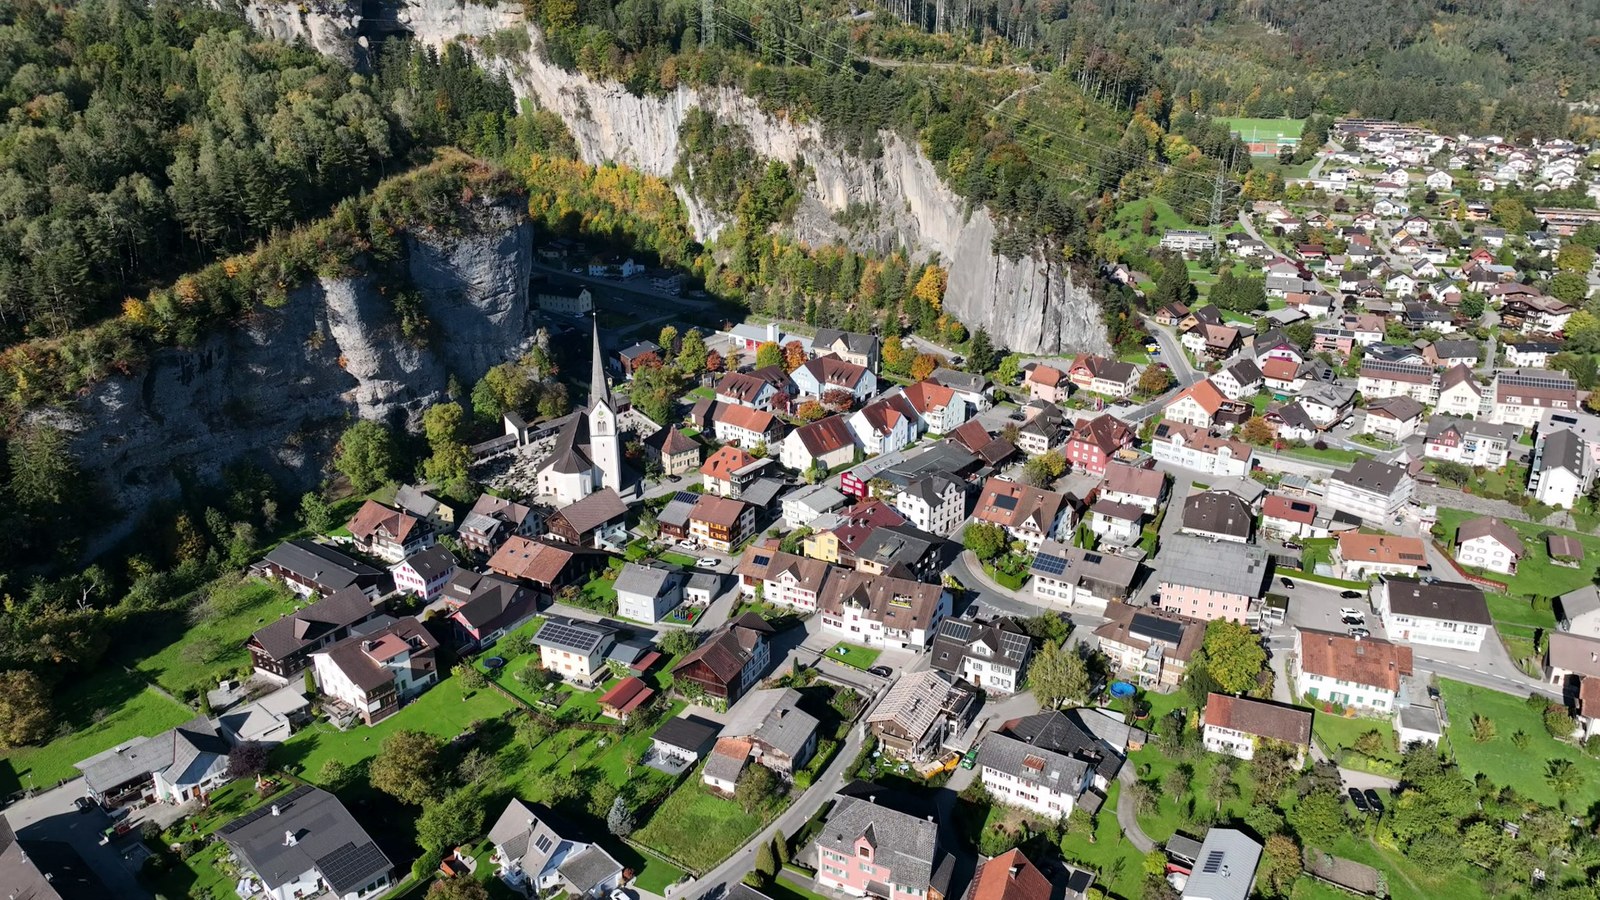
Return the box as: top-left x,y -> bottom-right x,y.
590,313 -> 612,412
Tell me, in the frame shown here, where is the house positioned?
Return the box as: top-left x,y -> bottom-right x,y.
487,799 -> 624,899
1161,229 -> 1216,255
544,488 -> 629,549
1298,382 -> 1357,428
1012,401 -> 1066,456
1454,516 -> 1526,574
393,483 -> 455,532
1087,499 -> 1142,547
1066,355 -> 1140,398
1150,422 -> 1253,478
487,536 -> 602,591
1293,629 -> 1413,712
649,715 -> 722,772
1094,602 -> 1205,690
1164,380 -> 1227,428
1063,414 -> 1133,478
643,426 -> 702,477
890,473 -> 968,536
1579,678 -> 1600,740
978,709 -> 1134,820
928,367 -> 994,412
849,394 -> 920,456
1423,418 -> 1515,467
253,539 -> 387,600
537,284 -> 594,315
1100,462 -> 1164,515
792,354 -> 877,403
617,340 -> 662,377
929,616 -> 1034,695
1362,396 -> 1425,441
1324,459 -> 1414,524
948,419 -> 1018,468
389,545 -> 457,603
814,785 -> 953,900
896,380 -> 969,434
1504,339 -> 1562,368
219,785 -> 394,900
344,500 -> 435,564
719,688 -> 820,780
1357,360 -> 1436,405
1026,365 -> 1070,404
1545,631 -> 1600,693
246,586 -> 381,680
703,736 -> 752,793
1492,368 -> 1578,428
716,371 -> 779,410
819,570 -> 951,650
1179,491 -> 1253,543
311,616 -> 439,726
701,445 -> 765,497
215,684 -> 312,747
1333,532 -> 1428,580
1434,365 -> 1485,418
1155,535 -> 1270,624
1200,694 -> 1313,765
1423,340 -> 1481,369
615,562 -> 686,624
458,494 -> 543,556
1530,428 -> 1594,509
852,524 -> 944,581
1181,829 -> 1263,900
532,616 -> 617,686
867,670 -> 981,761
1030,542 -> 1141,611
811,328 -> 881,370
670,612 -> 775,705
782,483 -> 849,529
596,676 -> 656,722
804,499 -> 907,563
1212,359 -> 1263,401
711,403 -> 784,450
0,814 -> 110,898
75,715 -> 231,808
443,570 -> 542,649
1260,495 -> 1318,541
780,416 -> 858,474
1425,170 -> 1454,191
1373,578 -> 1492,650
1265,401 -> 1317,442
689,494 -> 756,553
971,477 -> 1072,551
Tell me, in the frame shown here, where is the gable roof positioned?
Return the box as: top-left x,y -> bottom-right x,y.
550,488 -> 628,535
1455,516 -> 1526,556
792,415 -> 856,457
1262,494 -> 1317,525
1383,578 -> 1491,625
817,792 -> 942,891
1331,458 -> 1408,496
714,403 -> 778,434
801,354 -> 869,389
1101,462 -> 1163,499
489,537 -> 578,586
1181,491 -> 1253,539
1068,414 -> 1132,456
533,616 -> 615,656
1296,628 -> 1413,692
220,785 -> 392,895
261,540 -> 382,593
449,571 -> 539,634
1336,532 -> 1428,567
930,617 -> 1033,676
973,477 -> 1068,533
818,570 -> 946,634
1365,396 -> 1425,422
966,849 -> 1053,900
672,613 -> 775,685
346,500 -> 423,546
1170,380 -> 1226,415
948,420 -> 1016,465
1202,694 -> 1313,746
250,586 -> 376,661
900,380 -> 957,414
701,445 -> 758,481
318,617 -> 437,693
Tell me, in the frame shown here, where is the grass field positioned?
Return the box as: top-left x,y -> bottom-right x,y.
1439,679 -> 1600,810
1433,507 -> 1600,599
824,642 -> 881,670
1282,445 -> 1366,465
0,684 -> 193,790
633,765 -> 776,872
1221,117 -> 1307,140
133,576 -> 301,699
1105,197 -> 1193,254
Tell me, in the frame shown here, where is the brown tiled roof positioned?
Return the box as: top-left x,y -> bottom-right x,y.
319,617 -> 437,694
855,394 -> 918,434
249,587 -> 375,661
965,849 -> 1052,900
1170,379 -> 1226,415
818,569 -> 945,634
1297,628 -> 1413,693
1455,516 -> 1526,557
900,380 -> 956,413
1336,532 -> 1427,567
1262,357 -> 1299,381
701,445 -> 757,480
1068,414 -> 1133,456
1203,694 -> 1313,746
552,488 -> 628,535
1028,365 -> 1066,387
1101,462 -> 1163,499
973,477 -> 1068,534
488,536 -> 576,585
717,372 -> 770,403
1581,677 -> 1600,719
347,500 -> 421,545
1547,632 -> 1600,679
691,494 -> 749,528
714,403 -> 778,434
802,354 -> 869,388
1262,494 -> 1318,524
948,420 -> 1015,465
736,547 -> 833,591
793,415 -> 855,456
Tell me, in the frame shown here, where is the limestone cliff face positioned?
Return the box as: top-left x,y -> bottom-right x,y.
65,201 -> 535,552
231,0 -> 369,68
243,0 -> 1110,355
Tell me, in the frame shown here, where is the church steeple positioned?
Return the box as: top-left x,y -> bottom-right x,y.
590,313 -> 613,412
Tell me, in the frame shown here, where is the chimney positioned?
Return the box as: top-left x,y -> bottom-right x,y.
867,795 -> 876,805
284,830 -> 297,847
767,322 -> 780,343
1008,865 -> 1021,878
271,805 -> 280,817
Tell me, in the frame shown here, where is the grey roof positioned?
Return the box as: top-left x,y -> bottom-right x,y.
1558,584 -> 1600,626
866,670 -> 974,741
1365,396 -> 1425,422
1165,833 -> 1204,865
1208,476 -> 1266,506
553,488 -> 628,534
990,709 -> 1129,781
1535,428 -> 1585,476
220,785 -> 392,895
724,688 -> 818,758
686,572 -> 722,595
261,540 -> 382,592
739,477 -> 786,509
249,586 -> 376,661
1396,703 -> 1442,736
394,545 -> 456,582
1157,535 -> 1269,598
614,562 -> 682,600
1546,631 -> 1600,677
1030,543 -> 1142,592
928,368 -> 991,393
1182,491 -> 1253,540
651,714 -> 722,754
558,845 -> 623,893
659,493 -> 699,529
0,817 -> 107,900
855,524 -> 941,573
1183,828 -> 1262,900
1425,416 -> 1516,443
1383,578 -> 1491,625
817,793 -> 941,890
785,483 -> 848,515
487,799 -> 565,878
703,741 -> 749,783
1222,357 -> 1262,385
977,731 -> 1090,797
533,616 -> 615,655
930,617 -> 1033,677
1330,458 -> 1408,495
393,484 -> 443,519
813,328 -> 879,357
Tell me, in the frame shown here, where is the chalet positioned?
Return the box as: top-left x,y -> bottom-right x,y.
867,670 -> 980,761
246,587 -> 381,680
458,494 -> 542,556
252,540 -> 387,600
929,616 -> 1034,695
1094,602 -> 1204,690
971,477 -> 1072,551
487,536 -> 604,590
312,616 -> 439,726
670,613 -> 775,706
443,570 -> 543,649
545,489 -> 629,549
688,494 -> 757,553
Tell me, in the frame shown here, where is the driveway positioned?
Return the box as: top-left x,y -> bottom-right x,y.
3,779 -> 152,898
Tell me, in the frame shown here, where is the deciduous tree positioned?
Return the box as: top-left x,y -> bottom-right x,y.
1241,416 -> 1274,445
227,742 -> 270,779
755,342 -> 783,369
735,762 -> 777,814
334,420 -> 396,493
0,671 -> 52,748
1257,834 -> 1301,898
783,341 -> 807,372
1029,641 -> 1090,708
911,353 -> 942,381
370,730 -> 443,806
678,329 -> 708,376
1138,365 -> 1173,395
1195,619 -> 1267,694
962,523 -> 1008,561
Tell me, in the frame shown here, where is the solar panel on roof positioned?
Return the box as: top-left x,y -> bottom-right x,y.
673,491 -> 701,503
1033,553 -> 1069,576
539,620 -> 602,652
940,620 -> 974,642
221,785 -> 315,834
1083,552 -> 1103,565
999,631 -> 1031,661
1130,613 -> 1185,647
1201,851 -> 1225,874
318,841 -> 392,893
993,495 -> 1018,511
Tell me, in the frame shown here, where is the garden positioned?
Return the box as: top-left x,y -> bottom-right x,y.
1440,679 -> 1600,809
824,642 -> 881,671
1433,507 -> 1600,599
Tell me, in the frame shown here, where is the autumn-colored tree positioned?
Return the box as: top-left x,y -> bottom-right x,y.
795,400 -> 827,422
821,387 -> 854,412
657,325 -> 679,361
882,335 -> 911,375
1137,365 -> 1173,395
910,353 -> 943,381
912,265 -> 947,310
755,341 -> 783,370
1241,416 -> 1274,445
678,329 -> 708,376
783,340 -> 807,372
705,349 -> 725,373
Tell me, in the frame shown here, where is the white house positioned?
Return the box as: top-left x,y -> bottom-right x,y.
790,354 -> 876,403
818,570 -> 951,650
388,546 -> 457,603
848,395 -> 920,456
220,786 -> 394,900
1200,693 -> 1312,767
1149,422 -> 1253,478
891,474 -> 967,536
1293,629 -> 1413,713
1323,459 -> 1413,524
1454,516 -> 1526,575
1374,578 -> 1492,651
311,617 -> 439,727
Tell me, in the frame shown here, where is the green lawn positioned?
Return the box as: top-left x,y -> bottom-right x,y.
825,642 -> 882,671
1309,713 -> 1400,774
1128,738 -> 1267,843
633,765 -> 777,872
1433,507 -> 1600,599
133,577 -> 302,699
660,551 -> 698,568
1283,445 -> 1366,465
0,683 -> 194,790
1105,197 -> 1193,254
1439,679 -> 1600,809
1056,780 -> 1148,899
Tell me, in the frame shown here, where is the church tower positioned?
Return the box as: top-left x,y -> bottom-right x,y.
587,316 -> 622,492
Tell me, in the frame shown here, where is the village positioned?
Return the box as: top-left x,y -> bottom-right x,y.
4,117 -> 1600,900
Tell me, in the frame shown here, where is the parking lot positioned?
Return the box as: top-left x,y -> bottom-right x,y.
1,778 -> 161,898
1268,577 -> 1384,647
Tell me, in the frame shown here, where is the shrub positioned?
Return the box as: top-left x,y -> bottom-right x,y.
1470,713 -> 1496,742
1543,704 -> 1576,738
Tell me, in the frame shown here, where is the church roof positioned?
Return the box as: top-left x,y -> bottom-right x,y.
591,316 -> 613,413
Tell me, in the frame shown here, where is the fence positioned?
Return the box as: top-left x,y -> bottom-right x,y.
1426,539 -> 1508,592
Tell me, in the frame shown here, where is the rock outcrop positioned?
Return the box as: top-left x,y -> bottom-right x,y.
235,0 -> 1109,356
66,199 -> 535,552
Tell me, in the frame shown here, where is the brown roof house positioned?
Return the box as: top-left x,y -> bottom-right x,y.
487,536 -> 607,590
644,426 -> 702,478
1200,694 -> 1313,766
311,616 -> 439,726
545,488 -> 629,549
346,499 -> 434,563
670,612 -> 776,708
246,586 -> 382,680
1333,532 -> 1428,580
1292,629 -> 1413,713
1454,516 -> 1526,575
1092,601 -> 1205,691
818,570 -> 952,650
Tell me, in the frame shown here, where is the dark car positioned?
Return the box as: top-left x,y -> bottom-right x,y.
867,665 -> 893,678
1280,577 -> 1295,589
1341,615 -> 1365,626
1348,787 -> 1370,813
1340,590 -> 1364,600
1282,541 -> 1302,551
1364,789 -> 1385,815
74,797 -> 95,814
1348,627 -> 1371,638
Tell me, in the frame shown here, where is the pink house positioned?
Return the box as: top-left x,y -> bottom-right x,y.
1025,365 -> 1069,404
815,790 -> 950,900
1155,535 -> 1270,624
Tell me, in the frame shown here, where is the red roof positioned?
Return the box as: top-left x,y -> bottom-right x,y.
1263,494 -> 1317,525
1262,357 -> 1299,382
1171,379 -> 1226,415
702,445 -> 757,480
715,403 -> 777,434
1067,413 -> 1133,456
1028,365 -> 1066,387
597,676 -> 655,717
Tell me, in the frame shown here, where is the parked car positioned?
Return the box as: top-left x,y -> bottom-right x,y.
1280,577 -> 1296,589
960,747 -> 980,769
1348,787 -> 1370,813
1340,590 -> 1364,600
1341,615 -> 1365,626
1339,607 -> 1365,619
696,557 -> 719,568
1363,789 -> 1385,815
74,797 -> 95,814
1348,627 -> 1371,638
867,665 -> 893,678
1282,541 -> 1302,551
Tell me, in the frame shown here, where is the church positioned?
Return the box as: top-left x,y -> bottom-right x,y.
536,318 -> 623,506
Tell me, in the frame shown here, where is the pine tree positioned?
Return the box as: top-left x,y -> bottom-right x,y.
968,328 -> 995,373
755,841 -> 777,878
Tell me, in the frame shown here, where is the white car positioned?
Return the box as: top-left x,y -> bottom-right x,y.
696,557 -> 719,568
1339,607 -> 1365,620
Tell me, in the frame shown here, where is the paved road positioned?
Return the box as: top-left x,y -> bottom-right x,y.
1114,768 -> 1157,852
2,778 -> 153,899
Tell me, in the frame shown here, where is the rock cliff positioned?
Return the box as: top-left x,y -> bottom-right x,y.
66,200 -> 535,552
234,0 -> 1109,356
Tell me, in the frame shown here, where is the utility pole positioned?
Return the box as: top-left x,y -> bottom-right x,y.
702,0 -> 715,48
1210,147 -> 1231,237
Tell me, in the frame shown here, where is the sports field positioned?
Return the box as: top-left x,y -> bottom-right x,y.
1220,117 -> 1306,142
